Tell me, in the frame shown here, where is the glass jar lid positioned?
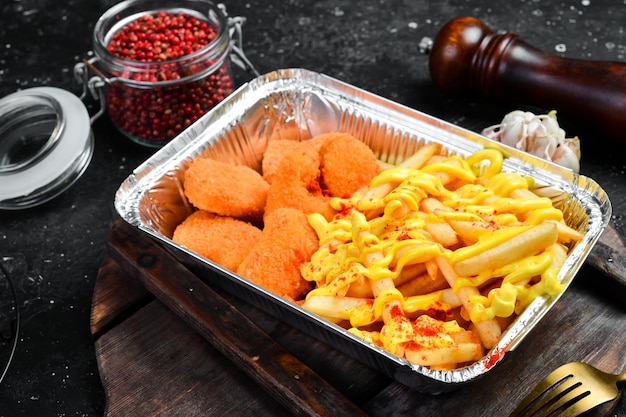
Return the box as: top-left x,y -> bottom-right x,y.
0,87 -> 94,210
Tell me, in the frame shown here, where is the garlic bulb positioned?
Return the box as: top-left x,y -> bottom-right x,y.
482,110 -> 581,173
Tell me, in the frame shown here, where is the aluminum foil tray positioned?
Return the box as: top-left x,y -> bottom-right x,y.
114,68 -> 611,394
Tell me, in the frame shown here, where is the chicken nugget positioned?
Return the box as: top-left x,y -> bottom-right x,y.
264,145 -> 336,221
262,140 -> 302,185
173,210 -> 262,272
262,135 -> 332,185
302,133 -> 333,152
237,208 -> 319,301
319,133 -> 379,198
184,157 -> 269,223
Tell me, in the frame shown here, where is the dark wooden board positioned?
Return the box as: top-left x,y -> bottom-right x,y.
91,219 -> 626,416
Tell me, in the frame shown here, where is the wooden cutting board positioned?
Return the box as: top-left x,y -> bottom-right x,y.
91,219 -> 626,416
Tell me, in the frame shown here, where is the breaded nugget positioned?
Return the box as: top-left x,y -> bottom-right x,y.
237,208 -> 319,301
303,133 -> 333,152
262,135 -> 332,185
319,133 -> 379,198
172,210 -> 262,272
264,144 -> 336,221
262,140 -> 301,184
184,157 -> 269,223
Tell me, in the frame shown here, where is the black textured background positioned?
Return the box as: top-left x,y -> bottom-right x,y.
1,0 -> 625,415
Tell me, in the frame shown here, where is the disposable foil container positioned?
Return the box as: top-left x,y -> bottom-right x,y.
114,68 -> 611,394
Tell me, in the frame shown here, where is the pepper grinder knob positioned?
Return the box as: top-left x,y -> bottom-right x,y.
427,16 -> 626,144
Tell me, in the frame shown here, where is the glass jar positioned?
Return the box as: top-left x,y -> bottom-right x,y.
90,0 -> 237,148
1,0 -> 257,209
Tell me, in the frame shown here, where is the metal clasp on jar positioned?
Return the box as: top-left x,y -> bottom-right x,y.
220,4 -> 260,79
73,60 -> 107,124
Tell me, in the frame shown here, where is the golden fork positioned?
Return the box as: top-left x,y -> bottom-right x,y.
509,361 -> 626,417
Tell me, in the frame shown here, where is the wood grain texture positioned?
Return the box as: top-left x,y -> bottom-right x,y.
97,300 -> 294,416
91,257 -> 152,338
92,219 -> 626,416
588,225 -> 626,289
102,219 -> 367,417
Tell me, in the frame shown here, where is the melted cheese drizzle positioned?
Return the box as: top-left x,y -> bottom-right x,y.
301,148 -> 573,333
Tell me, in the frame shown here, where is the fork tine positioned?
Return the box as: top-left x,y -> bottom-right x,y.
559,392 -> 616,417
511,362 -> 624,417
516,377 -> 581,417
540,382 -> 590,416
510,383 -> 554,416
509,365 -> 577,417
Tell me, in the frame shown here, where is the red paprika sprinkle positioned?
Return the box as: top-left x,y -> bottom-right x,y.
97,4 -> 234,147
485,345 -> 505,369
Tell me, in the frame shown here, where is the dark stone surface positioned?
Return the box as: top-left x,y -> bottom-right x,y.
0,0 -> 624,415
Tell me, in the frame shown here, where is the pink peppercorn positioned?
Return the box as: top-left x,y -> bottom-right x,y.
107,11 -> 215,64
92,0 -> 235,147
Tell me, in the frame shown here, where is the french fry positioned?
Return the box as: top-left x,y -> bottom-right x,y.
421,159 -> 458,185
377,160 -> 395,171
467,321 -> 501,351
447,219 -> 494,245
389,242 -> 445,273
436,256 -> 502,349
550,242 -> 569,268
424,218 -> 459,248
404,329 -> 483,367
425,154 -> 447,164
392,263 -> 427,288
345,275 -> 373,298
397,271 -> 448,297
420,157 -> 475,186
510,189 -> 583,242
546,219 -> 584,243
439,288 -> 462,307
404,342 -> 483,367
425,258 -> 439,279
302,295 -> 371,321
358,143 -> 441,203
509,187 -> 540,199
419,197 -> 453,214
397,142 -> 442,169
419,199 -> 459,247
452,222 -> 559,277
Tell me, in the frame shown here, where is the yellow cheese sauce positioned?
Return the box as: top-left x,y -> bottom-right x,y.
300,148 -> 580,366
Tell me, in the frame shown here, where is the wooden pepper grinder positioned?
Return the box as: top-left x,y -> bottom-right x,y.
426,16 -> 626,144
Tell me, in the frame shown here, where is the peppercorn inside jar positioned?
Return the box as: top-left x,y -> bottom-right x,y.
91,0 -> 235,147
